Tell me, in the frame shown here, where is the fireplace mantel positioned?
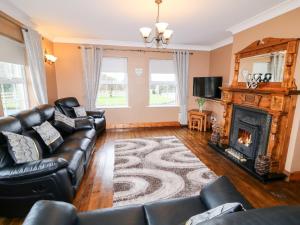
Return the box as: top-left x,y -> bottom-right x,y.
220,38 -> 300,175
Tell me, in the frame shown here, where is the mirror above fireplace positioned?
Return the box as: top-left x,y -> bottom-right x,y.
238,51 -> 286,83
231,37 -> 299,90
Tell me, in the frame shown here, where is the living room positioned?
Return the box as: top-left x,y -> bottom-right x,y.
0,0 -> 300,224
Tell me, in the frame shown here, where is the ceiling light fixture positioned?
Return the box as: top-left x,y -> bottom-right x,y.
139,0 -> 173,48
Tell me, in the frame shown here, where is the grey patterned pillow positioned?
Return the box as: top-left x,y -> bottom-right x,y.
185,203 -> 245,225
73,106 -> 87,117
55,111 -> 75,127
33,121 -> 64,154
2,131 -> 40,164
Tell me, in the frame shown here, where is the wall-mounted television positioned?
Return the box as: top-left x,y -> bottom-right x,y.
193,76 -> 223,99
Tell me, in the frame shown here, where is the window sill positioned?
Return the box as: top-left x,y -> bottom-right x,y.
96,106 -> 131,109
146,105 -> 179,108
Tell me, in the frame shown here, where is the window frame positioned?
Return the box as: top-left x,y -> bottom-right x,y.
0,62 -> 29,116
148,58 -> 178,107
96,56 -> 129,109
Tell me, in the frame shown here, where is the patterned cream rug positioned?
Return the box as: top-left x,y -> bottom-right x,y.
113,136 -> 217,207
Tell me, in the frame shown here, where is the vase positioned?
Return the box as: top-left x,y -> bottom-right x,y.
254,155 -> 270,176
199,105 -> 204,112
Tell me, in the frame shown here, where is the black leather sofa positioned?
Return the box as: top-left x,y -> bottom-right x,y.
22,176 -> 300,225
0,104 -> 97,217
55,97 -> 106,136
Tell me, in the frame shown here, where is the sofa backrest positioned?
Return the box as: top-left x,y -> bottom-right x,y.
200,176 -> 252,210
55,97 -> 80,118
0,104 -> 56,166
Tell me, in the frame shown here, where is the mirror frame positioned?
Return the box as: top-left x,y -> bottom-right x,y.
232,37 -> 299,90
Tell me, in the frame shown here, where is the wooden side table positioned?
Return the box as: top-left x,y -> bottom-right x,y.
188,109 -> 212,131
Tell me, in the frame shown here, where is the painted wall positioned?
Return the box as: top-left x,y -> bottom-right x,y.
42,38 -> 58,104
228,8 -> 300,173
53,43 -> 210,125
206,44 -> 233,123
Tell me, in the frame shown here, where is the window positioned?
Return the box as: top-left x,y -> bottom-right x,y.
0,62 -> 29,115
0,35 -> 28,116
96,57 -> 128,108
149,59 -> 177,106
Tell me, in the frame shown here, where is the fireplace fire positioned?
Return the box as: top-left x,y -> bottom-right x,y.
238,129 -> 252,147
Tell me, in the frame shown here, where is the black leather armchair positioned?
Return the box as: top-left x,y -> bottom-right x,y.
0,104 -> 97,217
55,97 -> 106,136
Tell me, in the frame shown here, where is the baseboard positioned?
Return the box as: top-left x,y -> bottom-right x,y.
107,121 -> 181,129
284,170 -> 300,181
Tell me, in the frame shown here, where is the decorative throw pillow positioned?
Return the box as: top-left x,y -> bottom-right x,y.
33,121 -> 64,154
185,203 -> 245,225
2,131 -> 40,164
73,106 -> 87,117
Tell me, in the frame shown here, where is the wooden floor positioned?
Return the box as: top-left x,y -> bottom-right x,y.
2,127 -> 300,225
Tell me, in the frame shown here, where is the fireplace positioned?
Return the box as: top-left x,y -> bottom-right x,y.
229,105 -> 272,160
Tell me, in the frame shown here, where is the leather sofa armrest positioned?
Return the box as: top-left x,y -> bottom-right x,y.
0,157 -> 68,181
86,110 -> 105,118
75,118 -> 94,130
200,176 -> 253,210
23,200 -> 78,225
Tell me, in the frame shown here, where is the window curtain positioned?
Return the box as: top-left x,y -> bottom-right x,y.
270,53 -> 285,81
173,50 -> 189,125
81,46 -> 103,110
22,28 -> 48,104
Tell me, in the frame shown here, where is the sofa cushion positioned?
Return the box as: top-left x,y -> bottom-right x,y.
185,202 -> 245,225
144,196 -> 207,225
59,138 -> 91,152
197,206 -> 300,225
35,104 -> 55,121
2,131 -> 40,164
73,106 -> 87,117
53,149 -> 84,186
200,176 -> 252,210
61,138 -> 93,165
33,121 -> 64,154
66,129 -> 96,140
0,116 -> 22,134
78,205 -> 147,225
0,117 -> 22,168
14,110 -> 42,131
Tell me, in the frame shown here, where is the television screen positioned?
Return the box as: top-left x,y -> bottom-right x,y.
193,76 -> 223,99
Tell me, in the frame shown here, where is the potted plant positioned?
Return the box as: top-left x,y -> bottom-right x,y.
195,97 -> 206,112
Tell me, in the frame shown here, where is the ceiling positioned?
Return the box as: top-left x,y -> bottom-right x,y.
1,0 -> 292,48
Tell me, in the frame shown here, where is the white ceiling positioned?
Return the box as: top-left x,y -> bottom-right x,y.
1,0 -> 298,49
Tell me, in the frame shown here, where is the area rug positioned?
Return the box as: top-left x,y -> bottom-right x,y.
113,136 -> 217,207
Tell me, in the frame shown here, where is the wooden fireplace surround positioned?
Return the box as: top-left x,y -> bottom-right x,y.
221,37 -> 300,174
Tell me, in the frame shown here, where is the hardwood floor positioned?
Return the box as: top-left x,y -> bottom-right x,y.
2,127 -> 300,225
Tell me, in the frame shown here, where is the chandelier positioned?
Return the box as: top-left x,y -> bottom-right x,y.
139,0 -> 174,48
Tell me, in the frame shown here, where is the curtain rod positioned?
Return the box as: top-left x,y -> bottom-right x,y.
77,46 -> 193,55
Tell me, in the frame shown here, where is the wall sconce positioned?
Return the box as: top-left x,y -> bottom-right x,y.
44,50 -> 57,64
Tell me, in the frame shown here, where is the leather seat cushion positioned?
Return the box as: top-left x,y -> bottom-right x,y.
58,137 -> 94,166
144,196 -> 207,225
58,138 -> 91,152
52,149 -> 84,186
66,129 -> 96,140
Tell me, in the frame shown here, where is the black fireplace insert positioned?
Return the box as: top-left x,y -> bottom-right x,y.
229,105 -> 272,160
